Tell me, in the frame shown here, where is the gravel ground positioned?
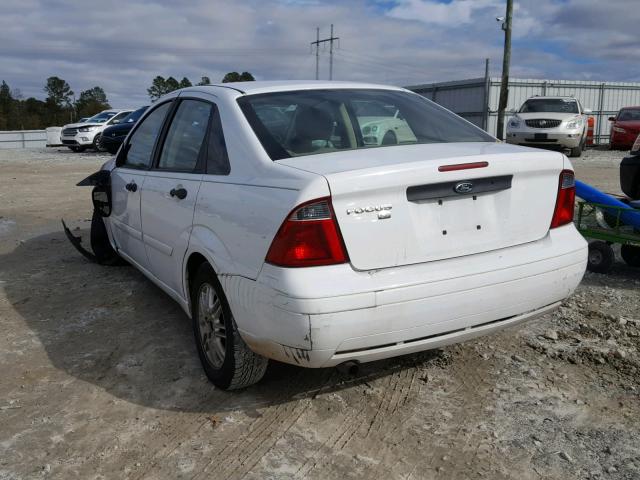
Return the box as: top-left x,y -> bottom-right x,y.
0,147 -> 638,480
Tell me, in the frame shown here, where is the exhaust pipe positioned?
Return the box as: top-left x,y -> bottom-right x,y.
337,360 -> 360,376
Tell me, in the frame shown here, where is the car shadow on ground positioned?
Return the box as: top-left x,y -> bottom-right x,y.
1,230 -> 445,414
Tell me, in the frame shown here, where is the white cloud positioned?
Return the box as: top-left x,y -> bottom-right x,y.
0,0 -> 637,107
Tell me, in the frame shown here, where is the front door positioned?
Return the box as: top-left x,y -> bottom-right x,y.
109,101 -> 173,269
140,98 -> 213,296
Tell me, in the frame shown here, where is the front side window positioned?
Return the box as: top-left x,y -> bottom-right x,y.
123,102 -> 171,169
238,89 -> 493,160
108,111 -> 130,124
519,99 -> 579,114
157,99 -> 212,172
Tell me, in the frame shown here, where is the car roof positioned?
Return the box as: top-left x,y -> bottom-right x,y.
182,80 -> 407,96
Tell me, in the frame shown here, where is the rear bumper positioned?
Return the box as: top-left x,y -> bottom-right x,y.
506,131 -> 582,149
226,225 -> 587,368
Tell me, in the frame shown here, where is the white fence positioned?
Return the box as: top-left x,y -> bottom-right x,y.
407,77 -> 640,144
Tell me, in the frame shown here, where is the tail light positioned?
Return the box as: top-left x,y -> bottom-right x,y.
550,170 -> 576,229
266,197 -> 349,267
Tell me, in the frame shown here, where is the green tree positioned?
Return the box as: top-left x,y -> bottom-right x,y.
0,80 -> 13,129
196,76 -> 211,86
222,71 -> 255,83
179,77 -> 192,88
44,76 -> 73,108
147,76 -> 183,100
75,86 -> 111,118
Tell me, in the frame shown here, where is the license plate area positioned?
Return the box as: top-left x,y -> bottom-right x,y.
534,133 -> 548,140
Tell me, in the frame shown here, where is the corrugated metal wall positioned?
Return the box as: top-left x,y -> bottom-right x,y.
407,77 -> 640,144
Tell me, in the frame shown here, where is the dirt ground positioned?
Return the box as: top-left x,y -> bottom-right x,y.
1,147 -> 639,480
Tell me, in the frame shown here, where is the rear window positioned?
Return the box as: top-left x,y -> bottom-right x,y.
237,89 -> 493,160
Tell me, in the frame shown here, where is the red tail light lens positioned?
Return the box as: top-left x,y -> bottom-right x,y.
265,198 -> 349,267
550,170 -> 576,228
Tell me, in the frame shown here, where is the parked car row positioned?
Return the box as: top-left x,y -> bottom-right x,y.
505,95 -> 640,154
60,107 -> 148,153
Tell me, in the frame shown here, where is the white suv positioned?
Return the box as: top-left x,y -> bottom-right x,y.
61,109 -> 132,152
506,96 -> 591,157
65,82 -> 587,390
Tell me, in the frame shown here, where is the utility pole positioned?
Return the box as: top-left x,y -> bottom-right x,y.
314,27 -> 320,80
310,25 -> 339,80
496,0 -> 513,141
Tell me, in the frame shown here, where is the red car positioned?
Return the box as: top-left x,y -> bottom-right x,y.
609,107 -> 640,150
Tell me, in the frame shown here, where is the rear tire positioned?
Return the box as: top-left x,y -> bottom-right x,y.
191,263 -> 268,390
587,241 -> 615,274
620,244 -> 640,267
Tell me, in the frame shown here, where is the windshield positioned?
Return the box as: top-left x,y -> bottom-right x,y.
618,109 -> 640,121
519,99 -> 579,114
121,106 -> 149,124
238,89 -> 494,160
86,111 -> 117,123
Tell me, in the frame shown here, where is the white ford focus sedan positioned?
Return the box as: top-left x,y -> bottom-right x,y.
66,81 -> 587,390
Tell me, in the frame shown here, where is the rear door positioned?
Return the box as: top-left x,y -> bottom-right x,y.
109,101 -> 173,269
140,97 -> 213,296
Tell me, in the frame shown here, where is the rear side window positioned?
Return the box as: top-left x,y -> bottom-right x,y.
124,102 -> 171,169
237,89 -> 493,160
206,107 -> 230,175
157,99 -> 212,172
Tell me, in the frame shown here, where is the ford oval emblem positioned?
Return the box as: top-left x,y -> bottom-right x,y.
454,181 -> 474,194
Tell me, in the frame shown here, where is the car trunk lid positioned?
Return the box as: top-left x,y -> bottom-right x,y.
278,143 -> 564,271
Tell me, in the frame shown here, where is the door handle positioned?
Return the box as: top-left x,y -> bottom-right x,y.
170,187 -> 187,200
125,182 -> 137,192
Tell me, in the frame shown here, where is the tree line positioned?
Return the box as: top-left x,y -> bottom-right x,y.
147,72 -> 255,100
0,77 -> 110,130
0,71 -> 255,130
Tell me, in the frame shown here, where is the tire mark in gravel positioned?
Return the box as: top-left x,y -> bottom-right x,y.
190,369 -> 336,480
295,361 -> 424,478
138,367 -> 318,480
431,348 -> 495,478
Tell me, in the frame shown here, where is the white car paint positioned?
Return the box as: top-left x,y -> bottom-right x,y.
99,81 -> 587,369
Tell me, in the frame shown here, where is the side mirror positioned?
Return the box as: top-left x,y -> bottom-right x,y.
583,108 -> 592,115
608,116 -> 616,122
112,119 -> 120,125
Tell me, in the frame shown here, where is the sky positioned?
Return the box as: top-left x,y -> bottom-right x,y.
1,0 -> 637,108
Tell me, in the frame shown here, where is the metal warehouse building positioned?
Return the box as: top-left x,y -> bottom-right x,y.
406,77 -> 640,144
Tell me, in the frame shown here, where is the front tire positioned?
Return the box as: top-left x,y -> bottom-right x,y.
569,138 -> 584,158
381,131 -> 397,145
93,134 -> 104,152
191,263 -> 268,390
587,241 -> 614,274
